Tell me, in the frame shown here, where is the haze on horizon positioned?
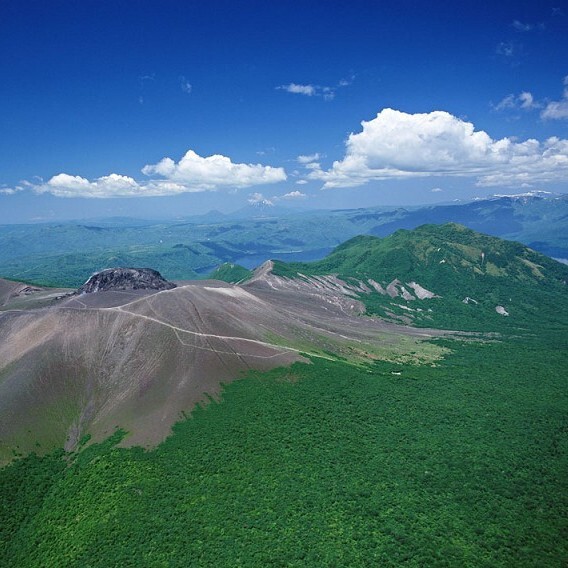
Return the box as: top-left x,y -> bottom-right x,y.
1,0 -> 567,223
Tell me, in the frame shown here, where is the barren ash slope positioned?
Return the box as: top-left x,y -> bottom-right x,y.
1,224 -> 567,464
0,257 -> 445,462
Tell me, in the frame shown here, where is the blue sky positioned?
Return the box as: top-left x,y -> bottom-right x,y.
1,0 -> 567,222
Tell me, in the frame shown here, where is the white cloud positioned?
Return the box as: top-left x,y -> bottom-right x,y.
519,91 -> 538,109
278,83 -> 316,96
542,100 -> 568,120
541,76 -> 568,120
142,150 -> 286,191
297,153 -> 322,164
495,91 -> 540,111
278,77 -> 352,100
304,162 -> 321,171
495,77 -> 568,116
180,76 -> 192,94
431,187 -> 443,193
295,180 -> 308,185
21,150 -> 286,198
0,180 -> 39,195
36,173 -> 140,198
308,108 -> 568,188
280,190 -> 307,200
33,173 -> 188,198
494,94 -> 516,111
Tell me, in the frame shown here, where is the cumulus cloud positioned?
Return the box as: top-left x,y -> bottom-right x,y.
34,174 -> 133,198
541,76 -> 568,120
33,173 -> 188,198
280,190 -> 307,200
142,150 -> 286,190
17,150 -> 286,198
307,108 -> 568,188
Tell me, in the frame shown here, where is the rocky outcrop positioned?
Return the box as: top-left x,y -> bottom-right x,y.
368,279 -> 387,295
406,281 -> 437,300
78,268 -> 176,294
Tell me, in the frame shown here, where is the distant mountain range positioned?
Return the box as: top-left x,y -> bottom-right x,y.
367,192 -> 568,259
0,192 -> 566,287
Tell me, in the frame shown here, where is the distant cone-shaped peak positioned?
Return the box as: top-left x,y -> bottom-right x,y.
78,267 -> 176,294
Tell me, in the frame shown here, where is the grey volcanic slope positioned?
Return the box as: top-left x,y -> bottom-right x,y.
0,278 -> 71,310
0,270 -> 444,462
0,279 -> 38,306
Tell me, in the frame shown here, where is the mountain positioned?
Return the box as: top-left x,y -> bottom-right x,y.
369,193 -> 568,259
1,226 -> 566,566
270,223 -> 568,330
2,224 -> 566,462
208,262 -> 252,283
0,262 -> 444,463
224,201 -> 301,220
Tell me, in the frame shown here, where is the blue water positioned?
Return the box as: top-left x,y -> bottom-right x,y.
234,247 -> 333,269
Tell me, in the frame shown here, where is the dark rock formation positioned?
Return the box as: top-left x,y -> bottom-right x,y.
78,268 -> 176,294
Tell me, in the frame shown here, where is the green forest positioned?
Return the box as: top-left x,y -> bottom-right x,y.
1,331 -> 566,566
